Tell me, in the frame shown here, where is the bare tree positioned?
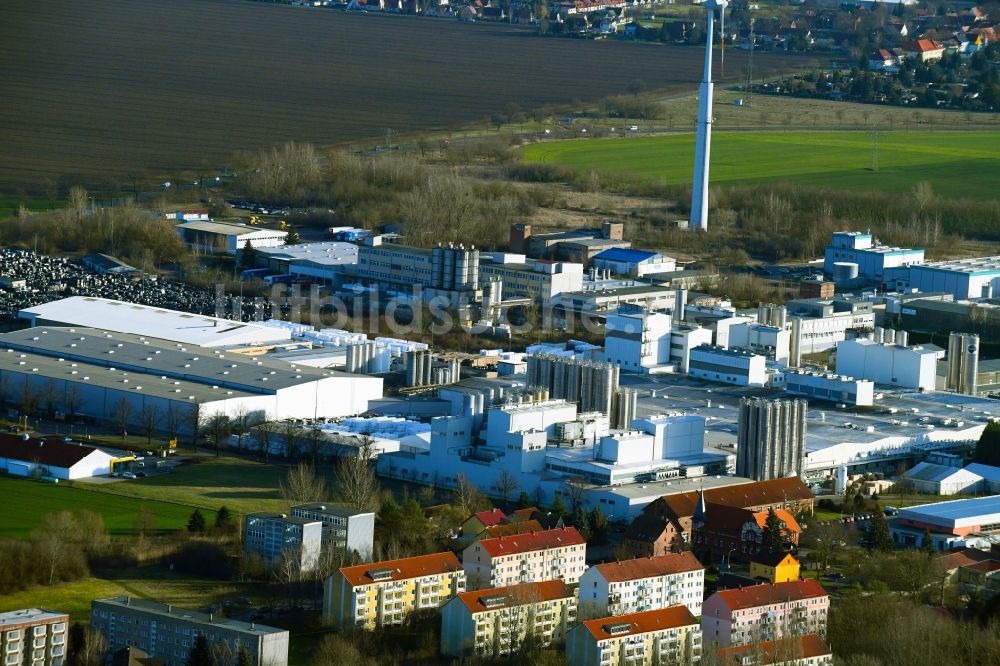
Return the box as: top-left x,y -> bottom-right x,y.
210,640 -> 234,666
32,512 -> 75,584
76,627 -> 108,666
280,420 -> 305,459
187,403 -> 203,448
40,380 -> 58,419
229,405 -> 254,451
65,384 -> 84,420
303,426 -> 326,465
334,436 -> 379,512
563,477 -> 587,512
496,470 -> 520,509
111,397 -> 133,437
454,474 -> 483,516
280,462 -> 326,504
163,403 -> 182,444
252,417 -> 279,462
139,405 -> 161,447
19,378 -> 39,420
205,413 -> 231,456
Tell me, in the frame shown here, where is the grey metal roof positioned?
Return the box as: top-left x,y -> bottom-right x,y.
0,327 -> 349,395
903,462 -> 975,483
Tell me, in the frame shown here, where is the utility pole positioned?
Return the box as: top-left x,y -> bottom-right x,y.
745,17 -> 755,106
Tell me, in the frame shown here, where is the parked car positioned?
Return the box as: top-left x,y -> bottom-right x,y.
123,472 -> 136,480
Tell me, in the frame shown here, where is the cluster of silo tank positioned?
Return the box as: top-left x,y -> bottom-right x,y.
587,267 -> 613,281
757,304 -> 787,328
430,243 -> 480,291
946,331 -> 979,395
871,326 -> 908,346
610,388 -> 637,429
344,342 -> 389,374
525,353 -> 620,415
404,349 -> 462,388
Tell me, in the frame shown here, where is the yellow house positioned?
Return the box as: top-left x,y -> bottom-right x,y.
750,551 -> 801,583
323,552 -> 466,630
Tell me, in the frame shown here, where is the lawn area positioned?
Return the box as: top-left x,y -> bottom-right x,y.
0,568 -> 251,626
520,130 -> 1000,199
814,508 -> 843,522
0,195 -> 64,219
89,456 -> 338,516
0,475 -> 204,539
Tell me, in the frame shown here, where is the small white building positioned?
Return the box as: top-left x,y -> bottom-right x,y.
176,220 -> 288,255
591,249 -> 677,277
578,551 -> 705,618
902,462 -> 983,495
727,322 -> 791,366
688,345 -> 767,387
0,434 -> 116,479
835,338 -> 937,391
604,308 -> 673,372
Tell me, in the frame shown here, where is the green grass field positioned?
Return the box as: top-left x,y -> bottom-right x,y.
521,130 -> 1000,198
0,195 -> 64,219
0,476 -> 206,539
91,456 -> 338,516
0,568 -> 251,626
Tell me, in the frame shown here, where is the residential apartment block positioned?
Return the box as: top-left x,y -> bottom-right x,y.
440,580 -> 576,658
701,580 -> 829,648
91,597 -> 288,666
716,633 -> 832,666
323,552 -> 466,630
578,552 -> 705,618
462,527 -> 587,590
0,609 -> 69,666
290,504 -> 375,560
242,513 -> 322,573
566,606 -> 702,666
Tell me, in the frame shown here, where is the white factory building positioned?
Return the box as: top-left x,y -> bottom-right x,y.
835,338 -> 937,391
901,462 -> 983,495
590,248 -> 677,277
908,256 -> 1000,300
376,399 -> 726,520
0,434 -> 118,479
726,322 -> 791,366
19,297 -> 293,348
256,242 -> 359,285
784,370 -> 875,407
688,345 -> 767,387
175,220 -> 288,254
603,308 -> 712,374
0,327 -> 382,430
823,231 -> 924,282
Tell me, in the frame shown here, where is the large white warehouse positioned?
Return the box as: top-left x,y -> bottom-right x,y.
19,297 -> 293,348
0,327 -> 381,430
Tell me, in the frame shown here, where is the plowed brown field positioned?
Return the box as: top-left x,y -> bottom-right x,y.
0,0 -> 802,191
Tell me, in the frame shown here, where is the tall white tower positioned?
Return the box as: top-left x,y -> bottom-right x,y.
690,0 -> 728,232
